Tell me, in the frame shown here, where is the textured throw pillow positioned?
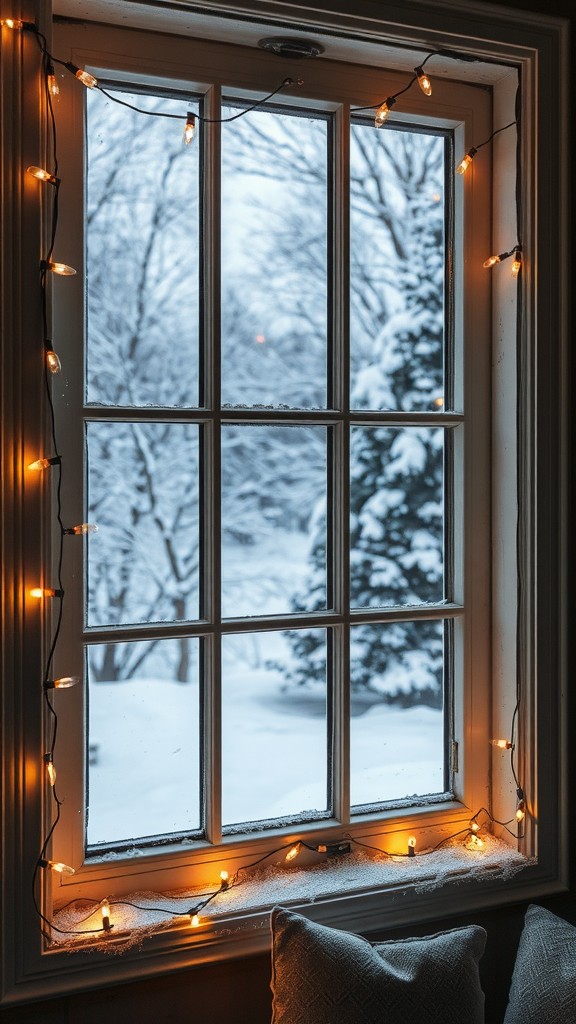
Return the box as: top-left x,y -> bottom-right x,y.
270,906 -> 486,1024
504,905 -> 576,1023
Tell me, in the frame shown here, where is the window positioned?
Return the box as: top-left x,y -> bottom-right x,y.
0,0 -> 568,1002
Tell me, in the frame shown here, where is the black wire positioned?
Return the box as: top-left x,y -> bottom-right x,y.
476,119 -> 518,151
351,74 -> 417,115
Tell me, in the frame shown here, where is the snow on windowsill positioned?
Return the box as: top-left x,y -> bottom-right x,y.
51,834 -> 530,952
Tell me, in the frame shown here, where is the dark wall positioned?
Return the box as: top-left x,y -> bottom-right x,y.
1,0 -> 572,1021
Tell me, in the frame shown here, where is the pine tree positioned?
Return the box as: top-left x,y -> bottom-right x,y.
282,130 -> 446,707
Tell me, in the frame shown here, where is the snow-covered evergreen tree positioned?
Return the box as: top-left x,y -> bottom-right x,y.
283,128 -> 446,707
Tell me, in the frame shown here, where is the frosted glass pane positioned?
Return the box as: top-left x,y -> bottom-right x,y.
221,105 -> 327,409
87,638 -> 200,846
350,620 -> 445,808
350,426 -> 444,608
222,630 -> 328,826
86,88 -> 199,408
221,425 -> 327,617
86,422 -> 200,626
350,123 -> 445,412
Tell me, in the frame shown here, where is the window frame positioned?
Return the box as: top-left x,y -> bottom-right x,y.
0,0 -> 569,1003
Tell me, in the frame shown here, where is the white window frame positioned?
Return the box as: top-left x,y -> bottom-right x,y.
0,0 -> 568,1003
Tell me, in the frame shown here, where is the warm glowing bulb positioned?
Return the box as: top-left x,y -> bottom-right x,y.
49,860 -> 75,876
491,738 -> 513,749
184,112 -> 196,144
44,260 -> 76,276
285,843 -> 300,862
433,397 -> 444,408
44,756 -> 56,786
64,523 -> 98,535
415,67 -> 432,96
46,347 -> 61,373
1,18 -> 24,28
101,900 -> 112,930
374,96 -> 396,128
483,254 -> 502,269
46,676 -> 80,689
47,70 -> 59,96
407,836 -> 417,857
219,870 -> 229,885
470,820 -> 481,832
516,802 -> 526,822
511,251 -> 522,277
30,587 -> 62,598
28,456 -> 60,471
191,913 -> 200,928
27,165 -> 58,185
456,147 -> 477,174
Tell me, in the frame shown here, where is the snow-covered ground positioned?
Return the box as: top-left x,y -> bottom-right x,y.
88,668 -> 443,846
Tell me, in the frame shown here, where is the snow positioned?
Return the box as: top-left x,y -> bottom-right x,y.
88,666 -> 443,846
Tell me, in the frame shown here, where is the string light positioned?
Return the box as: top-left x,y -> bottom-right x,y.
483,246 -> 520,271
44,753 -> 57,786
63,62 -> 98,89
190,913 -> 201,928
45,341 -> 61,374
101,900 -> 113,931
27,165 -> 59,185
456,147 -> 477,174
44,676 -> 80,689
219,870 -> 229,889
41,259 -> 76,276
374,96 -> 396,127
28,455 -> 61,470
285,843 -> 301,862
511,249 -> 522,277
491,738 -> 513,749
466,833 -> 485,851
30,587 -> 63,598
407,836 -> 417,857
39,858 -> 75,876
415,65 -> 432,96
183,111 -> 196,144
47,62 -> 59,96
1,17 -> 24,28
63,523 -> 98,535
470,820 -> 481,832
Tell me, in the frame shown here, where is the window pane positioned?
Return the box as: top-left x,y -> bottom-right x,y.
350,426 -> 444,608
222,629 -> 328,826
350,620 -> 445,808
86,422 -> 200,626
86,638 -> 200,846
350,124 -> 445,412
221,105 -> 328,409
86,89 -> 200,408
221,425 -> 327,617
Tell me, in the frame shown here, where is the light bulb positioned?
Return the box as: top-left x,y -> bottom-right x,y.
467,834 -> 484,850
43,260 -> 76,276
64,62 -> 97,88
64,523 -> 98,535
407,836 -> 417,857
30,587 -> 63,598
49,860 -> 75,876
28,456 -> 60,471
101,900 -> 112,930
516,801 -> 526,822
219,870 -> 229,888
27,165 -> 58,185
433,397 -> 444,408
47,63 -> 59,96
44,754 -> 56,786
456,147 -> 477,174
1,18 -> 24,28
190,913 -> 200,928
483,254 -> 502,269
45,347 -> 61,374
374,96 -> 396,128
45,676 -> 80,690
491,738 -> 513,749
511,250 -> 522,277
470,820 -> 481,832
285,843 -> 300,862
184,112 -> 196,145
415,66 -> 432,96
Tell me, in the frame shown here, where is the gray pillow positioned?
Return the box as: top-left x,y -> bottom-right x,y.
504,905 -> 576,1023
270,906 -> 486,1024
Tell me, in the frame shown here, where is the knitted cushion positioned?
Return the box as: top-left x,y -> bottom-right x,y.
270,907 -> 486,1024
504,905 -> 576,1023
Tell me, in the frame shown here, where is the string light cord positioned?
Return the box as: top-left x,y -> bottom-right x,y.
352,75 -> 416,115
98,78 -> 301,124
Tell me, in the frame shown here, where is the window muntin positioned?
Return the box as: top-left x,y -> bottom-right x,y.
82,84 -> 456,853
